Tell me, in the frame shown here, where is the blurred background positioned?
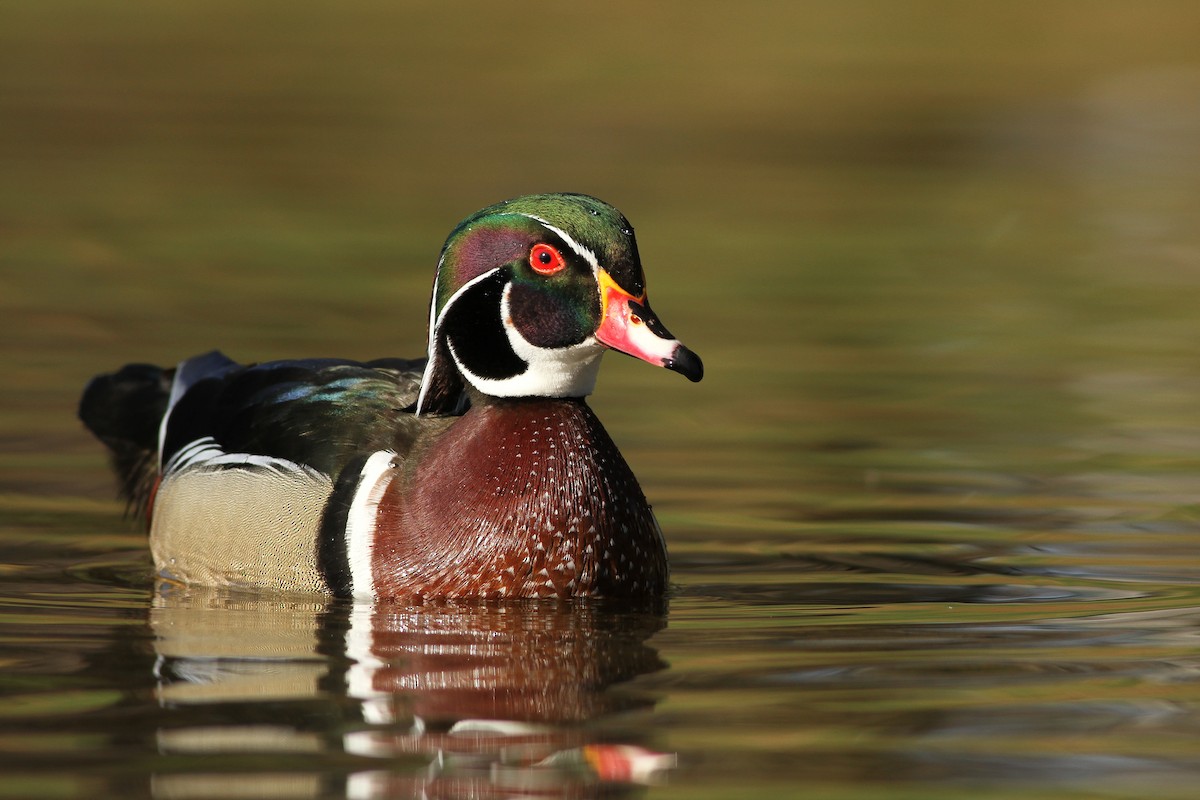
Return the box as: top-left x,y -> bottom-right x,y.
4,2 -> 1200,504
3,3 -> 1200,798
4,2 -> 1200,511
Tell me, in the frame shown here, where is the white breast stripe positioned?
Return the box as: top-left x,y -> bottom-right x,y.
346,451 -> 397,599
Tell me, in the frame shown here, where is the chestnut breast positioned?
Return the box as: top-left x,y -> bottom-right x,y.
372,398 -> 669,599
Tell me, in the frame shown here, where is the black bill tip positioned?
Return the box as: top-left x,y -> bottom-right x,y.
665,345 -> 704,383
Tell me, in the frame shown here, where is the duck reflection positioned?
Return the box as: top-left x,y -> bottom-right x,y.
149,586 -> 673,798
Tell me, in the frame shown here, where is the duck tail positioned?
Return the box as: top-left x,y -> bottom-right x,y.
80,351 -> 241,519
79,362 -> 173,518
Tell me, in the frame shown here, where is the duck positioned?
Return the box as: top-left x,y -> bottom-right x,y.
79,193 -> 702,601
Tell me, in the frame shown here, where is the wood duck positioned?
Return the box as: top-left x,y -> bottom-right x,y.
80,193 -> 702,601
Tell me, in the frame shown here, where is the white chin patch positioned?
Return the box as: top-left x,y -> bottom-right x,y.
452,284 -> 606,399
452,336 -> 605,399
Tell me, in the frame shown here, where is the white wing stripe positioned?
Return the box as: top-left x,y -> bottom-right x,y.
163,436 -> 324,480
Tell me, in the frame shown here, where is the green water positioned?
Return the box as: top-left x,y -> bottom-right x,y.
4,2 -> 1200,798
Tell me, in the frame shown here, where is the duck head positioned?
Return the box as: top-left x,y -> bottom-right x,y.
416,193 -> 703,415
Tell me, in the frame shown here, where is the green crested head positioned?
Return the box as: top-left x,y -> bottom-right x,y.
431,193 -> 644,322
416,193 -> 701,416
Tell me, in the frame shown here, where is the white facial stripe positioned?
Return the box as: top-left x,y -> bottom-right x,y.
425,251 -> 446,361
416,265 -> 502,415
517,213 -> 601,275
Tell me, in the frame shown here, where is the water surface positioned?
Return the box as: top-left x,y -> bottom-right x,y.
3,3 -> 1200,798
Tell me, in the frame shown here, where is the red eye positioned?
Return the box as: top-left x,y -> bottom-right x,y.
529,243 -> 566,275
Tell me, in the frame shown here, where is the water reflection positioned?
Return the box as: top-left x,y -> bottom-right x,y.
148,586 -> 672,798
